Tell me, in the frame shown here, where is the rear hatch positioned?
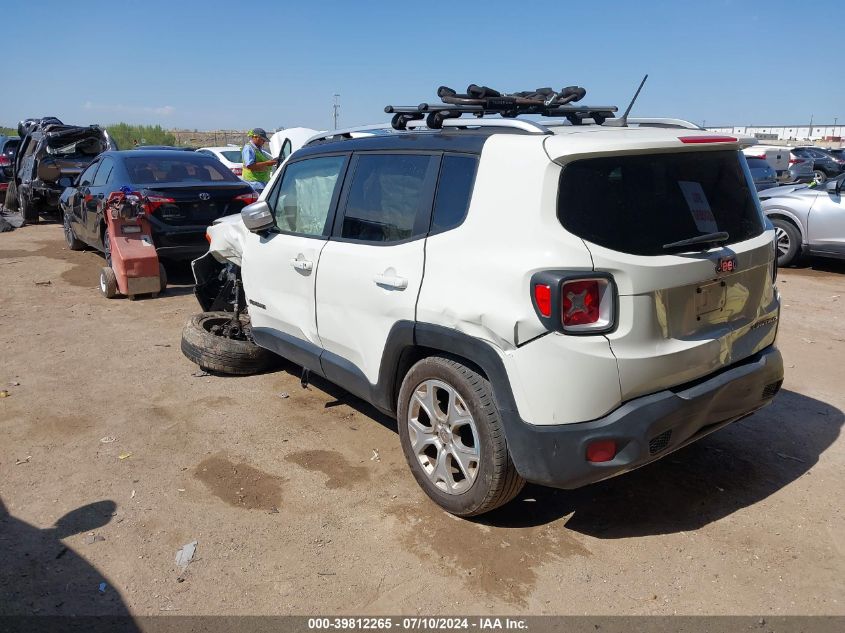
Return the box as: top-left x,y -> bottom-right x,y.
551,141 -> 779,401
142,183 -> 255,226
38,127 -> 111,183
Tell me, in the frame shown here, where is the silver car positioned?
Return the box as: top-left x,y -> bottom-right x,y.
759,174 -> 845,266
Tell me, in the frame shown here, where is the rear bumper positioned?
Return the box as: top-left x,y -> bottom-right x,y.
502,345 -> 784,489
148,218 -> 209,260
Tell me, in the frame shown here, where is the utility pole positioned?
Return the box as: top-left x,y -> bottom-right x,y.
333,94 -> 340,130
808,113 -> 814,139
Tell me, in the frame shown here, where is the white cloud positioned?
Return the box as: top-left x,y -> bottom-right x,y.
82,102 -> 175,117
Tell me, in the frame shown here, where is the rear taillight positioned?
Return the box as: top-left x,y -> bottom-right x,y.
530,272 -> 617,335
0,155 -> 9,167
144,195 -> 176,214
234,192 -> 259,204
747,154 -> 766,160
231,167 -> 242,176
533,284 -> 552,317
562,280 -> 603,327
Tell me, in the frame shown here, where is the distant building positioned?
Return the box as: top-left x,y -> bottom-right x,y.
705,124 -> 843,144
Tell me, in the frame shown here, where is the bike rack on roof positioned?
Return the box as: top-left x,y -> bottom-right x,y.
385,83 -> 619,130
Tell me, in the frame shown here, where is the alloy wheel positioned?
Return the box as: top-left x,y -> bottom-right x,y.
774,226 -> 791,257
406,379 -> 480,494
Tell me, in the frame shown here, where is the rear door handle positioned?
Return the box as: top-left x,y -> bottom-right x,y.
290,258 -> 313,272
374,274 -> 408,290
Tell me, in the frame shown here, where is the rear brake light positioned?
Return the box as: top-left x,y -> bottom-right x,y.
747,154 -> 766,160
530,272 -> 617,335
586,440 -> 617,463
678,136 -> 738,144
789,158 -> 801,165
0,155 -> 9,167
234,192 -> 259,204
205,231 -> 212,243
231,167 -> 242,176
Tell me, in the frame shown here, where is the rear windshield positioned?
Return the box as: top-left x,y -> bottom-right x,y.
220,150 -> 242,163
745,157 -> 769,169
3,140 -> 20,157
557,150 -> 764,255
125,156 -> 239,184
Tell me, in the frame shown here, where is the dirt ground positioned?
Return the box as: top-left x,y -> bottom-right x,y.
0,224 -> 843,617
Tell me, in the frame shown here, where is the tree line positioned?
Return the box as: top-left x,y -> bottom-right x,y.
0,123 -> 179,149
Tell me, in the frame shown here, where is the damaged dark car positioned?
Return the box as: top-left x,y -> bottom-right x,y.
3,117 -> 117,225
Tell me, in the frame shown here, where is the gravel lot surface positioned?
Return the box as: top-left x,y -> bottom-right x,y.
1,224 -> 843,617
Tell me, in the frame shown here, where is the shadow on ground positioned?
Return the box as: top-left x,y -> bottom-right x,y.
293,378 -> 841,537
479,389 -> 842,536
0,498 -> 138,623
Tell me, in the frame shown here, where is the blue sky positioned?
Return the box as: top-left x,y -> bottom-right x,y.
2,0 -> 842,131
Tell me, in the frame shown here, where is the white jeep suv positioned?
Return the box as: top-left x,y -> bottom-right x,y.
184,103 -> 784,517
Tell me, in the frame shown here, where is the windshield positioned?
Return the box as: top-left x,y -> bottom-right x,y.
125,156 -> 240,184
557,150 -> 765,255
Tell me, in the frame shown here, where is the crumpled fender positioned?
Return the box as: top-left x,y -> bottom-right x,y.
207,213 -> 249,267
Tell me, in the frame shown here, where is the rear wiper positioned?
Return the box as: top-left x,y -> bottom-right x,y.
662,231 -> 729,252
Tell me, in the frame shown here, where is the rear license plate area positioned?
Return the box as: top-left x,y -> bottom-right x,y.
695,280 -> 726,318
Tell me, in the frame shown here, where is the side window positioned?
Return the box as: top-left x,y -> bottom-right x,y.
270,155 -> 346,237
79,161 -> 99,186
431,155 -> 478,234
281,139 -> 292,160
341,154 -> 436,243
93,157 -> 114,186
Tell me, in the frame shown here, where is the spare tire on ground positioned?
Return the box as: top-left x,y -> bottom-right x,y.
181,311 -> 276,375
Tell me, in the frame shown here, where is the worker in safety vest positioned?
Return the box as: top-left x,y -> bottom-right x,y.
241,128 -> 277,191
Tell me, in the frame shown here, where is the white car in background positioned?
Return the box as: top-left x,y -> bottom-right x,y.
196,146 -> 244,176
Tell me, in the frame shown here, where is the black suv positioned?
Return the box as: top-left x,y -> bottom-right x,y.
3,117 -> 116,224
791,146 -> 845,184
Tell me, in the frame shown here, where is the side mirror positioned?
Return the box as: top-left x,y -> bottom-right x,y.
241,200 -> 274,233
825,179 -> 841,194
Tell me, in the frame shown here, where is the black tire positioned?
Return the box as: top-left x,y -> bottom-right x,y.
99,267 -> 118,298
772,218 -> 802,267
813,169 -> 827,185
4,180 -> 19,212
20,194 -> 39,225
103,228 -> 112,267
63,211 -> 85,250
181,311 -> 276,376
158,263 -> 168,293
396,356 -> 525,517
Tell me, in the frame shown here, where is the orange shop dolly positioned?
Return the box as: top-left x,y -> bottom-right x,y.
99,188 -> 166,300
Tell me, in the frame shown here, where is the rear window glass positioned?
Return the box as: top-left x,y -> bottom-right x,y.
431,155 -> 478,234
745,158 -> 769,169
221,150 -> 242,163
3,140 -> 20,157
557,150 -> 764,256
125,156 -> 238,184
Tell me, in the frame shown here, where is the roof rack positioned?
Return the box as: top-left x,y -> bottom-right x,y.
384,83 -> 618,130
305,118 -> 552,146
